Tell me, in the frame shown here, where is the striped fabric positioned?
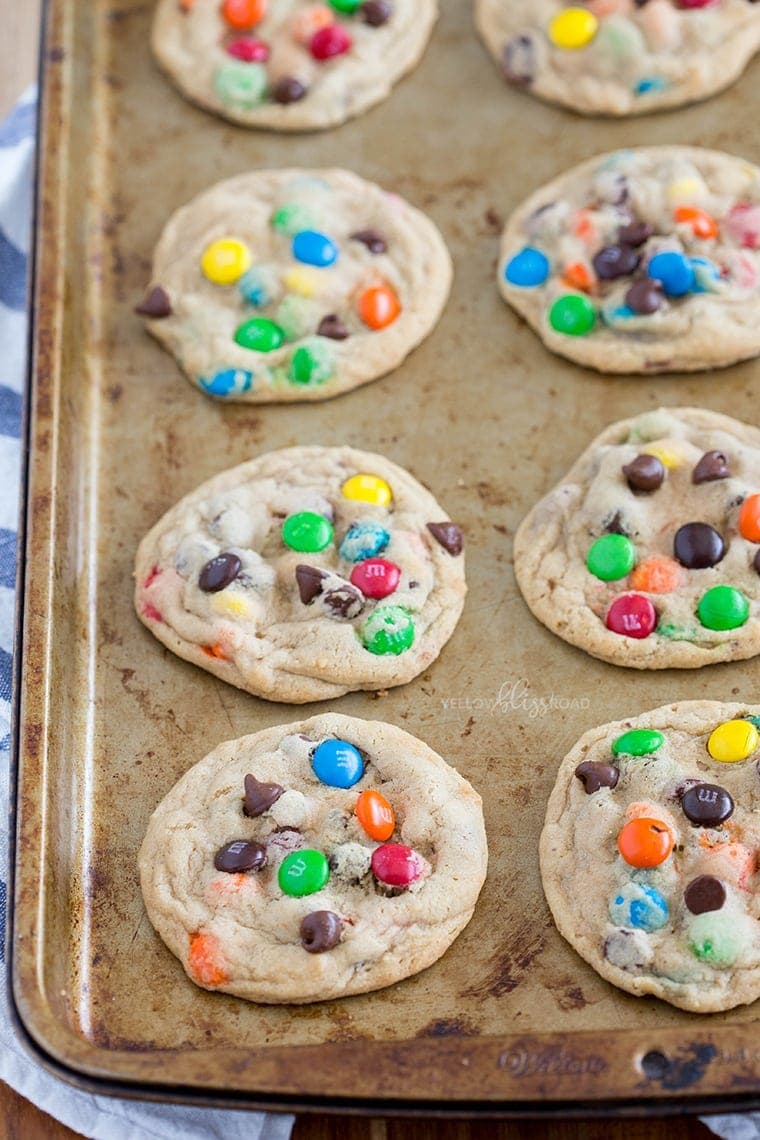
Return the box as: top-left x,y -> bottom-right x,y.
0,89 -> 293,1140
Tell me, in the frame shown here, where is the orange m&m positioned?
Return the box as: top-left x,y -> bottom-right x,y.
222,0 -> 267,29
188,932 -> 229,986
630,556 -> 685,595
358,284 -> 401,330
355,789 -> 395,841
563,261 -> 595,293
618,817 -> 674,869
673,206 -> 718,241
739,493 -> 760,541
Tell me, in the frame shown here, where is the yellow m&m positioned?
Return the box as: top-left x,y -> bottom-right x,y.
548,8 -> 598,50
645,444 -> 682,470
211,592 -> 251,619
201,238 -> 252,285
283,267 -> 321,297
708,719 -> 759,763
342,473 -> 392,507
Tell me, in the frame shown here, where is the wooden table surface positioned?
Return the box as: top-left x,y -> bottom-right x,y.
0,2 -> 743,1137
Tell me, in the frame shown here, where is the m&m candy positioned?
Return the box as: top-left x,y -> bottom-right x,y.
707,719 -> 759,763
688,912 -> 753,966
223,0 -> 267,29
549,294 -> 596,336
310,23 -> 352,60
505,247 -> 550,288
312,739 -> 365,788
289,340 -> 334,385
355,789 -> 395,841
339,521 -> 390,562
587,534 -> 635,582
697,585 -> 749,631
282,511 -> 334,553
612,729 -> 664,757
342,473 -> 392,507
673,206 -> 718,240
234,317 -> 285,352
214,61 -> 268,108
739,493 -> 760,541
609,883 -> 669,932
362,605 -> 414,655
279,850 -> 330,897
617,817 -> 674,869
292,230 -> 339,268
548,8 -> 598,49
350,558 -> 401,599
357,285 -> 401,330
647,251 -> 695,297
606,593 -> 657,639
201,238 -> 252,285
371,843 -> 426,887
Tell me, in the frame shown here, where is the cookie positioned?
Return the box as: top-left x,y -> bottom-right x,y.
139,713 -> 487,1003
137,169 -> 452,404
135,445 -> 466,702
475,1 -> 760,117
151,0 -> 437,131
514,407 -> 760,669
498,147 -> 760,374
541,701 -> 760,1012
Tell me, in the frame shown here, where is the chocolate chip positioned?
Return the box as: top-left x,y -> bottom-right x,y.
617,221 -> 654,247
323,583 -> 365,619
271,76 -> 307,104
317,314 -> 349,340
592,244 -> 640,280
604,510 -> 629,536
625,279 -> 664,315
622,454 -> 665,493
692,450 -> 731,484
501,34 -> 534,87
243,774 -> 284,818
300,911 -> 343,953
351,229 -> 387,254
199,552 -> 242,593
135,285 -> 172,318
672,778 -> 701,802
426,522 -> 464,556
673,522 -> 725,569
295,564 -> 328,604
681,782 -> 734,827
360,0 -> 392,25
754,548 -> 760,575
684,875 -> 726,915
214,840 -> 267,874
574,761 -> 619,794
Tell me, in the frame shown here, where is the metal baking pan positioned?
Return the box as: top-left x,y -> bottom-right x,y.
9,0 -> 760,1116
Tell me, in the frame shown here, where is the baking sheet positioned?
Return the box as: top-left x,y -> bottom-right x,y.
10,0 -> 760,1112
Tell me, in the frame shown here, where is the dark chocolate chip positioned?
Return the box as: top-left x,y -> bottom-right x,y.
271,76 -> 308,104
317,314 -> 350,340
673,522 -> 725,570
604,510 -> 629,536
360,0 -> 392,25
135,285 -> 172,318
592,244 -> 640,280
243,774 -> 285,818
754,548 -> 760,575
672,778 -> 701,802
426,522 -> 464,556
622,454 -> 665,493
681,782 -> 734,827
300,911 -> 343,953
323,582 -> 365,619
692,450 -> 731,484
199,552 -> 242,593
574,761 -> 620,794
625,279 -> 664,315
214,840 -> 267,873
501,34 -> 535,87
295,564 -> 328,605
351,229 -> 387,254
617,221 -> 654,247
684,875 -> 726,915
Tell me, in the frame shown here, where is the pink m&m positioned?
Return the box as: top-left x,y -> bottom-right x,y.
726,203 -> 760,251
349,558 -> 401,599
606,593 -> 657,639
371,844 -> 427,888
226,36 -> 270,62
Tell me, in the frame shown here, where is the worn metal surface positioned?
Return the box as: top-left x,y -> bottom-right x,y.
10,0 -> 760,1112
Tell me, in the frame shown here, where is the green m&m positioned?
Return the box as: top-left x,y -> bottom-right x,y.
271,202 -> 317,236
697,585 -> 749,632
612,729 -> 664,757
234,317 -> 285,352
362,605 -> 415,656
549,294 -> 596,337
289,340 -> 334,386
282,511 -> 334,553
587,534 -> 635,582
329,0 -> 361,10
278,850 -> 330,898
688,911 -> 751,966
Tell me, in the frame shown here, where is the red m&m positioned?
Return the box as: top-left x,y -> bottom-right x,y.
371,843 -> 427,888
310,24 -> 352,60
606,593 -> 657,639
350,558 -> 401,599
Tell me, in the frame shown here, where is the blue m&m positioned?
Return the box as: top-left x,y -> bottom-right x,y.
199,368 -> 254,397
292,230 -> 338,268
609,882 -> 669,932
691,257 -> 720,294
339,521 -> 390,562
647,251 -> 695,297
505,246 -> 550,288
312,739 -> 365,788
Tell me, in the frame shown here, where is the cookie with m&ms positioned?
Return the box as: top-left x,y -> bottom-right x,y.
137,169 -> 451,403
498,147 -> 760,373
139,714 -> 487,1003
514,407 -> 760,669
135,446 -> 466,702
151,0 -> 437,131
476,1 -> 760,117
541,701 -> 760,1012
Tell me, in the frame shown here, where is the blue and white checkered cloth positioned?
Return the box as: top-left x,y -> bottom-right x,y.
0,86 -> 757,1140
0,88 -> 294,1140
